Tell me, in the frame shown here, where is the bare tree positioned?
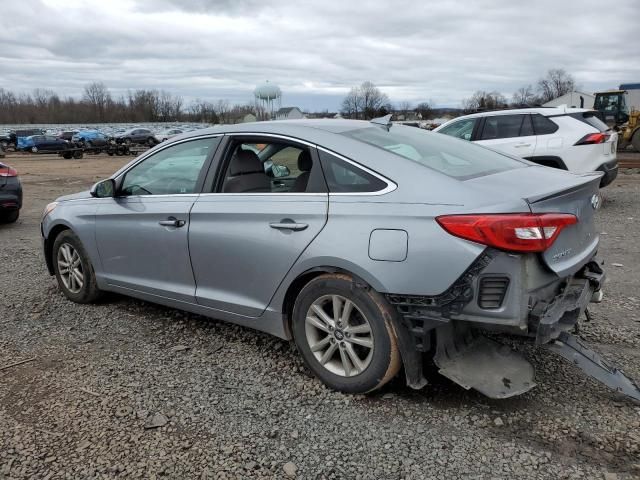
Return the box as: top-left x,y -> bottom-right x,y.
512,85 -> 536,106
537,69 -> 575,103
359,81 -> 389,119
83,82 -> 110,122
462,90 -> 507,113
396,101 -> 412,118
341,86 -> 361,119
415,101 -> 432,119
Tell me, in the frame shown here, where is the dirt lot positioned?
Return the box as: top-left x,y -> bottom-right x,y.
1,153 -> 640,479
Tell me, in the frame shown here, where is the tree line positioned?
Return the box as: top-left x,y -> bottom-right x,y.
462,68 -> 576,113
0,82 -> 265,125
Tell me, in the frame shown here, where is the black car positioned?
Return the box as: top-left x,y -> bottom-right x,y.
115,128 -> 157,146
0,162 -> 22,223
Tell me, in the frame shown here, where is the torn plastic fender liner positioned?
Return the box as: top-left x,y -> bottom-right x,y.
548,331 -> 640,403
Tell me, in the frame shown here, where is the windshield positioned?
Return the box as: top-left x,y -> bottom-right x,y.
341,125 -> 526,179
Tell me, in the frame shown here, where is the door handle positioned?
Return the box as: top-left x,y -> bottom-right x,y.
270,221 -> 308,231
514,143 -> 531,148
159,217 -> 186,228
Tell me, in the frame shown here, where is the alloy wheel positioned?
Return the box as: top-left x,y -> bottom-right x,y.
57,243 -> 84,293
305,294 -> 374,377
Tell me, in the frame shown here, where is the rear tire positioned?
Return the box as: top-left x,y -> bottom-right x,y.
0,210 -> 19,223
292,274 -> 401,393
632,130 -> 640,153
52,230 -> 102,303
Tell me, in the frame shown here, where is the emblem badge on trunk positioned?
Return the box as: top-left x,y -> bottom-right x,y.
590,194 -> 601,210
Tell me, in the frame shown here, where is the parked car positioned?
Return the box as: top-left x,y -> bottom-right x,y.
114,128 -> 157,146
57,130 -> 79,142
0,161 -> 22,223
154,128 -> 183,143
18,135 -> 71,153
72,130 -> 109,148
40,118 -> 640,402
1,131 -> 12,150
434,107 -> 618,187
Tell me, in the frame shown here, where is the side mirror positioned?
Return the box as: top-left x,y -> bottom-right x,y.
90,178 -> 116,198
463,133 -> 472,141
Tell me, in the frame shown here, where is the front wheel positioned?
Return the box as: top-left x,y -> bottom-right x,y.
292,274 -> 401,393
52,230 -> 102,303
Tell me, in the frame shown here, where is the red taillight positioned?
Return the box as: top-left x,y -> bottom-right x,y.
436,213 -> 577,253
0,165 -> 18,177
574,133 -> 609,145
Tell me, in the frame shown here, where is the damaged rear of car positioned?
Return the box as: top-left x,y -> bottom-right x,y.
336,122 -> 638,402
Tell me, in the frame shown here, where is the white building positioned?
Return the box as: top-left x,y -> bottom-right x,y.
275,107 -> 305,120
543,91 -> 595,109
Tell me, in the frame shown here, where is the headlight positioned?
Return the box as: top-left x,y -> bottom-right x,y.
42,201 -> 58,220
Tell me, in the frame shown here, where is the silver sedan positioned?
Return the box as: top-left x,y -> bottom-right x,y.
40,118 -> 640,402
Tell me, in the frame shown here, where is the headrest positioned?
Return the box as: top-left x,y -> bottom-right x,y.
230,149 -> 263,176
297,150 -> 312,172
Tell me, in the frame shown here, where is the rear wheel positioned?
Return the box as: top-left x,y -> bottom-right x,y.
0,210 -> 19,223
632,130 -> 640,153
52,230 -> 102,303
31,146 -> 38,153
292,274 -> 401,393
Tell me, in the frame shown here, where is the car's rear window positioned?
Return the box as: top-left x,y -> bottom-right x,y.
342,125 -> 526,180
568,112 -> 609,132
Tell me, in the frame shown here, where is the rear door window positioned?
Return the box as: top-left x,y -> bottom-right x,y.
318,150 -> 388,193
531,114 -> 559,135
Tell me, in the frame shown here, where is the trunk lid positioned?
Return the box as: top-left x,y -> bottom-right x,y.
466,166 -> 602,276
527,174 -> 601,276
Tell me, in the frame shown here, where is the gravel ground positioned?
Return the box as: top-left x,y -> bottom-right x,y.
1,154 -> 639,479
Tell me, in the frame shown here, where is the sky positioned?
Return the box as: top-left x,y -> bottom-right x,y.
1,0 -> 639,111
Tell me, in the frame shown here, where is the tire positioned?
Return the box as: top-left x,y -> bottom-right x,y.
0,210 -> 19,223
147,137 -> 156,146
632,130 -> 640,153
62,152 -> 72,159
73,150 -> 83,159
292,273 -> 401,394
52,230 -> 102,303
31,146 -> 38,153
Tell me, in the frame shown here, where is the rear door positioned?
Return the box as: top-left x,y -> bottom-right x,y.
475,114 -> 537,157
189,135 -> 328,317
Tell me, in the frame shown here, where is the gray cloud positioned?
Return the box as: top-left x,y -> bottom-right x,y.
0,0 -> 638,111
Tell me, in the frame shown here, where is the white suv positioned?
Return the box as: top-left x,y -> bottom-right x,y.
434,107 -> 618,187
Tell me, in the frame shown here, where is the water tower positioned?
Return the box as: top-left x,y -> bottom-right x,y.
254,81 -> 282,119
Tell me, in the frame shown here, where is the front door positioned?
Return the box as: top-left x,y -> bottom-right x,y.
95,136 -> 220,302
189,136 -> 328,317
